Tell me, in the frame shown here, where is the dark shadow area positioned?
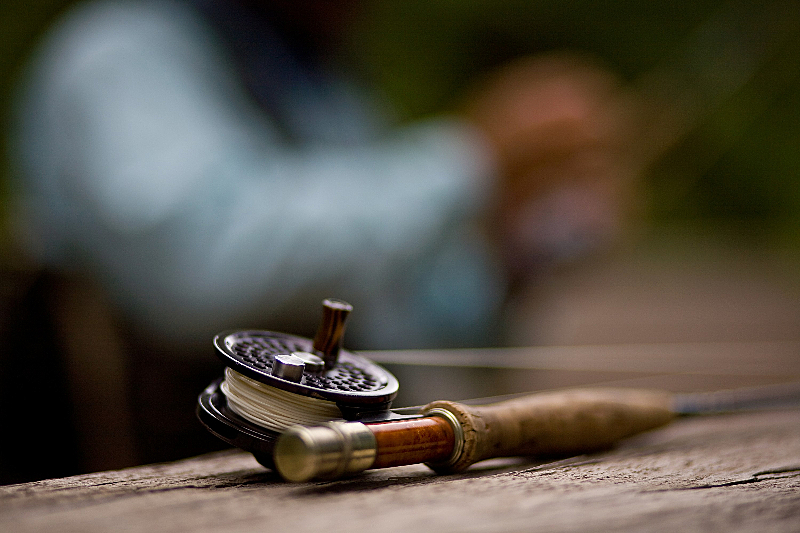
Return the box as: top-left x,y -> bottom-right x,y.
0,272 -> 81,484
292,457 -> 551,496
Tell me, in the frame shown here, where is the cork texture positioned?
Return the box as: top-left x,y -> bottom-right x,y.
424,388 -> 675,471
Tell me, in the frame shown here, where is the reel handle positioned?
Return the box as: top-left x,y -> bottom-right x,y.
313,299 -> 353,369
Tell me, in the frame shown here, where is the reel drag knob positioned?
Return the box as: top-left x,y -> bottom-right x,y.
271,354 -> 306,382
271,352 -> 325,382
291,352 -> 324,374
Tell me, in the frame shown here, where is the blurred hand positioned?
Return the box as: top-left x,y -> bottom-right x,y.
464,53 -> 643,274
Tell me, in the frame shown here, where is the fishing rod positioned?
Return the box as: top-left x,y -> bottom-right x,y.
197,300 -> 800,482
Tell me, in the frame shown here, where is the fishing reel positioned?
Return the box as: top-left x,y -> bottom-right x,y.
197,299 -> 402,469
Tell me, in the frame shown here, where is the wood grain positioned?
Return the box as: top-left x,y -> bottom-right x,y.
2,408 -> 798,533
369,417 -> 454,468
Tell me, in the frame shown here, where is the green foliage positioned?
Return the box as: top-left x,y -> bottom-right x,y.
351,0 -> 800,244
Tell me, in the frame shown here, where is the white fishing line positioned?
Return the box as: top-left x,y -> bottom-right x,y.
221,367 -> 343,432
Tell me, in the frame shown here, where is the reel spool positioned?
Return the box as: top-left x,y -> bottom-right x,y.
197,299 -> 400,469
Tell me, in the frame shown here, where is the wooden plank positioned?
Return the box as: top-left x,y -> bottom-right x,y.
2,408 -> 798,533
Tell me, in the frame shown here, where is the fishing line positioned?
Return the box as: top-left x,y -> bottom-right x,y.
221,367 -> 343,431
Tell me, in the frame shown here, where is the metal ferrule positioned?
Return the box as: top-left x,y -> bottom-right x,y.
273,421 -> 377,482
422,407 -> 464,469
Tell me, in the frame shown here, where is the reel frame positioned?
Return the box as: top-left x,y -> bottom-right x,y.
196,301 -> 401,468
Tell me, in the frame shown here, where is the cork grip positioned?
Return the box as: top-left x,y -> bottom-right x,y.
423,388 -> 675,473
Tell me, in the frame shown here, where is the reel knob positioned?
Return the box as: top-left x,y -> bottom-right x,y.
271,352 -> 326,381
271,354 -> 306,382
291,351 -> 325,374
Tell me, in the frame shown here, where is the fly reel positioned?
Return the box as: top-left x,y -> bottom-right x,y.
197,299 -> 400,469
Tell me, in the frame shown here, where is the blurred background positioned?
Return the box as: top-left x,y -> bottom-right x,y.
1,0 -> 799,484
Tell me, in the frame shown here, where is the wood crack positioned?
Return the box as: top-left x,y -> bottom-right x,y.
652,466 -> 800,491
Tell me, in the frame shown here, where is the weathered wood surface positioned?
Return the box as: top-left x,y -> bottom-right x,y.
2,408 -> 799,533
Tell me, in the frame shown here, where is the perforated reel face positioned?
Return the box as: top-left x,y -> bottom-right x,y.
214,330 -> 399,410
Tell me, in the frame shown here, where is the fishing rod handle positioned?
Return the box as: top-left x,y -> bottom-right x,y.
273,388 -> 675,482
424,387 -> 675,473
